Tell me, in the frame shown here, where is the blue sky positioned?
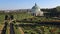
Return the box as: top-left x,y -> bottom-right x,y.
0,0 -> 60,10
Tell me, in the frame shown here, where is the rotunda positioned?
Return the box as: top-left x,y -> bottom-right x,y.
31,3 -> 43,16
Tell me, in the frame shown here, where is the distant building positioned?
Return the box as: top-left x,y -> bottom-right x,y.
31,3 -> 43,16
1,3 -> 60,17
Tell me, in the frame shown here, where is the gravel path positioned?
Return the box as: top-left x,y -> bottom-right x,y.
19,27 -> 24,34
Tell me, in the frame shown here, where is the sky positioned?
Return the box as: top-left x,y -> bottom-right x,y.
0,0 -> 60,10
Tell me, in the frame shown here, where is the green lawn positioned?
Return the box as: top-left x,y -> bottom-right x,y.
0,13 -> 5,24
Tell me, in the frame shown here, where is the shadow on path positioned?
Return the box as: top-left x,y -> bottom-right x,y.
1,22 -> 8,34
10,23 -> 15,34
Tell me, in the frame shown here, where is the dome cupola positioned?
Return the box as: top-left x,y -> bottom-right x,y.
31,3 -> 43,16
32,3 -> 40,9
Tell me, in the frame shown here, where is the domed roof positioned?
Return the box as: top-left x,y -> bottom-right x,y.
32,3 -> 40,9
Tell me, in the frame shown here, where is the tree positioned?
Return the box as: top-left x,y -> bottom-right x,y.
5,15 -> 8,20
56,6 -> 60,12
